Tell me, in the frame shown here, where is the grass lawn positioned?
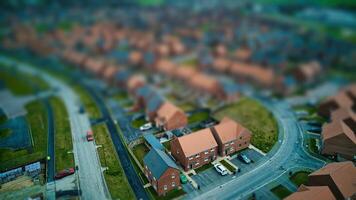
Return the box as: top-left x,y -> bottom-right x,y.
289,171 -> 311,187
270,185 -> 292,199
50,97 -> 74,172
147,187 -> 186,200
73,85 -> 101,119
188,110 -> 210,124
213,97 -> 278,153
307,138 -> 319,154
131,117 -> 147,129
0,101 -> 47,171
179,102 -> 196,112
162,141 -> 171,151
0,68 -> 50,95
0,128 -> 12,139
195,163 -> 213,173
220,160 -> 237,172
132,143 -> 150,166
92,124 -> 135,200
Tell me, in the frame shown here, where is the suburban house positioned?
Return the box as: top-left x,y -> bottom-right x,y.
318,84 -> 356,118
174,66 -> 198,82
127,75 -> 146,94
211,117 -> 252,156
114,70 -> 132,88
293,61 -> 322,83
129,50 -> 143,65
218,78 -> 240,102
143,148 -> 181,196
171,128 -> 218,171
155,59 -> 177,77
189,73 -> 223,98
307,161 -> 356,200
145,95 -> 165,122
102,64 -> 119,82
234,48 -> 252,61
84,58 -> 106,75
285,185 -> 336,200
321,108 -> 356,160
154,102 -> 188,131
212,57 -> 231,73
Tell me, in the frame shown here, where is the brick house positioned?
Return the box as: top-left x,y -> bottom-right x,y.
293,61 -> 322,84
321,108 -> 356,160
285,185 -> 335,200
307,161 -> 356,200
171,128 -> 218,171
211,117 -> 252,156
155,102 -> 188,131
143,148 -> 180,196
189,73 -> 224,98
127,75 -> 146,94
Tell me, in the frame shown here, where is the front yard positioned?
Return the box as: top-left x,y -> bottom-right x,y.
270,185 -> 292,199
132,143 -> 150,166
213,97 -> 278,153
289,171 -> 311,187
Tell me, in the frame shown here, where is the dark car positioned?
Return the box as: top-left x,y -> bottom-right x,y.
55,168 -> 75,180
238,154 -> 251,164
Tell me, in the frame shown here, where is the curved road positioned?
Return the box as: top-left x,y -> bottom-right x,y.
0,56 -> 111,200
189,97 -> 326,200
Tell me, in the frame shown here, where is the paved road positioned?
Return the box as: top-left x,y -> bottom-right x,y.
0,56 -> 110,200
84,84 -> 149,200
45,100 -> 55,183
187,97 -> 326,200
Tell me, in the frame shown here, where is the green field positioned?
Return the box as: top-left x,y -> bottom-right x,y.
188,110 -> 210,124
270,185 -> 292,199
73,85 -> 101,119
213,97 -> 278,153
0,68 -> 50,95
50,97 -> 74,172
289,171 -> 311,187
0,101 -> 48,171
132,143 -> 150,166
92,124 -> 135,200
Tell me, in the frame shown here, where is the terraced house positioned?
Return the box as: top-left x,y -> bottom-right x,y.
143,148 -> 181,196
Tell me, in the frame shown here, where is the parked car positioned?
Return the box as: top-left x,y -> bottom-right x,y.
180,173 -> 188,184
139,123 -> 152,131
87,130 -> 94,141
55,168 -> 75,180
214,163 -> 228,176
238,154 -> 251,164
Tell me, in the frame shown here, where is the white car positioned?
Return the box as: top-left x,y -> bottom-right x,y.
139,123 -> 152,131
214,163 -> 228,176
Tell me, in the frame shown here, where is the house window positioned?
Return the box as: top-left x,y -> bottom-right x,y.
230,142 -> 234,145
145,165 -> 147,169
153,177 -> 156,181
172,182 -> 176,187
189,157 -> 193,160
204,158 -> 209,162
230,147 -> 234,151
240,136 -> 242,139
171,174 -> 175,179
195,154 -> 200,158
204,151 -> 208,154
164,185 -> 167,190
211,149 -> 215,152
225,143 -> 229,147
195,162 -> 200,165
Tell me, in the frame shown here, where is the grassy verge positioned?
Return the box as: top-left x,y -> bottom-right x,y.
147,187 -> 186,200
213,97 -> 278,153
92,124 -> 135,200
0,101 -> 47,171
50,97 -> 74,172
0,67 -> 49,95
195,163 -> 213,173
307,138 -> 319,154
289,171 -> 311,187
220,160 -> 236,172
188,110 -> 210,124
270,185 -> 292,199
132,143 -> 150,166
73,85 -> 101,119
162,141 -> 171,151
131,117 -> 147,129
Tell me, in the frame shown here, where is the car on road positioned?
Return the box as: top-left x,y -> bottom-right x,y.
87,130 -> 94,141
55,168 -> 75,180
214,163 -> 228,176
139,123 -> 152,131
238,154 -> 251,164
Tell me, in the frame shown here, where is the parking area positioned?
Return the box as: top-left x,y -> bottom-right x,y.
229,149 -> 264,174
182,148 -> 265,194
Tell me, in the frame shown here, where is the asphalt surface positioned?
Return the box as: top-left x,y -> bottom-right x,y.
0,56 -> 110,200
186,97 -> 326,200
84,84 -> 149,200
45,99 -> 55,183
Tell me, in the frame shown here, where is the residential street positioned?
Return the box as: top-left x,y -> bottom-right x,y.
0,56 -> 111,200
187,97 -> 326,200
